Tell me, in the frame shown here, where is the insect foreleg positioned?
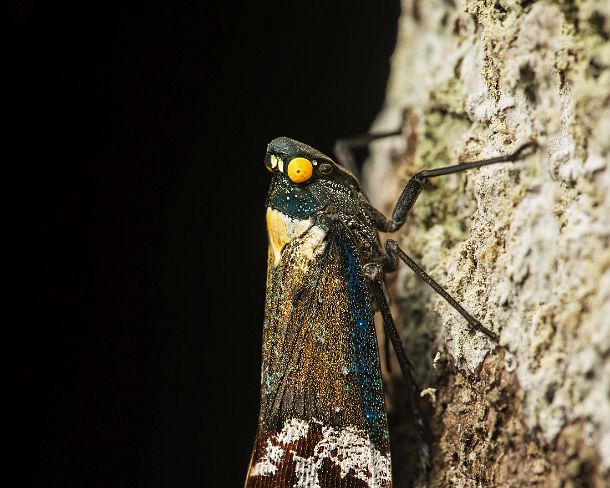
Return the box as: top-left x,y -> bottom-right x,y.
384,240 -> 499,343
334,126 -> 404,178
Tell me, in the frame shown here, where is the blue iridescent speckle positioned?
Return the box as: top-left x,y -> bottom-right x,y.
267,173 -> 323,220
341,234 -> 388,448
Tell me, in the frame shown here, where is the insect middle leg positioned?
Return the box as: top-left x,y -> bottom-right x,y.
370,141 -> 535,347
373,141 -> 535,233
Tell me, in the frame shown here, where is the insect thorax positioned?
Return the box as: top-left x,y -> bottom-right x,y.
266,172 -> 382,265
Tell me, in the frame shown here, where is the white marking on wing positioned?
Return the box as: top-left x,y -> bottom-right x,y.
250,418 -> 391,487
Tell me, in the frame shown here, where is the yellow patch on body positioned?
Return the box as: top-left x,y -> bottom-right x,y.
266,207 -> 326,267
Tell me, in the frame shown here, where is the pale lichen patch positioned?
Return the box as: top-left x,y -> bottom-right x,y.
368,0 -> 610,484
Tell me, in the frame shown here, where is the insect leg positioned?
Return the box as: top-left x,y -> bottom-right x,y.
373,141 -> 536,232
366,264 -> 431,474
385,239 -> 499,342
334,126 -> 404,177
384,331 -> 392,374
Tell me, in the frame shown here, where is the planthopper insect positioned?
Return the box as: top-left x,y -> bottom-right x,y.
245,131 -> 534,487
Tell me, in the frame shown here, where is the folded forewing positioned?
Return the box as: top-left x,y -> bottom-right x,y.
246,224 -> 391,488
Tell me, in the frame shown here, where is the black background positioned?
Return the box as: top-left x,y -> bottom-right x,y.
10,1 -> 399,486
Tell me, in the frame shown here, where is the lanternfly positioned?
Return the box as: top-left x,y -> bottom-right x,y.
245,134 -> 534,487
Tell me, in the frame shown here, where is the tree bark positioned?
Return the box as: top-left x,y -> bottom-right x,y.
366,1 -> 610,486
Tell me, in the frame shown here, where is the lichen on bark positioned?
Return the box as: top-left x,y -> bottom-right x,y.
365,0 -> 610,486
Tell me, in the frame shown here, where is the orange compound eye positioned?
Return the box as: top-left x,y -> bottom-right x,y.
287,157 -> 313,183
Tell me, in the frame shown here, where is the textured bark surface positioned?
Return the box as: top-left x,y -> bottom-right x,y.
365,1 -> 610,486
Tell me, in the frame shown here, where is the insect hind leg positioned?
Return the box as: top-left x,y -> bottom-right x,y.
365,263 -> 431,477
385,239 -> 500,343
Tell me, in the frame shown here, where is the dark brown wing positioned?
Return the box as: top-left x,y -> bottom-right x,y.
246,224 -> 391,488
